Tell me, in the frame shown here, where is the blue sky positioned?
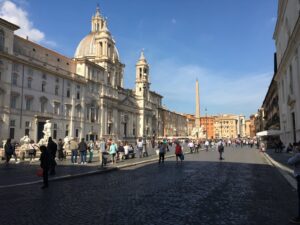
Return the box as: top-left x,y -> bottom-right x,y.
0,0 -> 277,117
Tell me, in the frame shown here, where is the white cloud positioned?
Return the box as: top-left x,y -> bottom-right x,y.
0,0 -> 56,46
150,59 -> 272,117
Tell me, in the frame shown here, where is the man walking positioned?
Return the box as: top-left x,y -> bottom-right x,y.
40,145 -> 51,189
217,139 -> 224,160
47,137 -> 57,175
70,138 -> 78,164
78,138 -> 88,164
137,138 -> 143,158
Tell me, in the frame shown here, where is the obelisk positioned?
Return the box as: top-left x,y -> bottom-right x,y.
195,79 -> 200,127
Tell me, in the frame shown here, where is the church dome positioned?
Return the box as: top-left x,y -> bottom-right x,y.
74,31 -> 120,60
74,33 -> 96,58
74,6 -> 120,61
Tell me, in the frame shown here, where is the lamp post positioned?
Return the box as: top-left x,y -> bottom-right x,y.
205,108 -> 208,140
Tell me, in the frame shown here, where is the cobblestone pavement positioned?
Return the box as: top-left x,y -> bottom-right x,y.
0,147 -> 297,225
0,145 -> 179,186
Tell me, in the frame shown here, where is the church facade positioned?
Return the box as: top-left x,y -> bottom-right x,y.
0,6 -> 167,143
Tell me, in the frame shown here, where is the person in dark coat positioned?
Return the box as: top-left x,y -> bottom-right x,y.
40,145 -> 51,189
57,139 -> 64,161
4,138 -> 14,165
47,137 -> 57,175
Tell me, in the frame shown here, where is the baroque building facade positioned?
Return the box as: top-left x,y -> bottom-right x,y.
0,7 -> 169,143
273,0 -> 300,145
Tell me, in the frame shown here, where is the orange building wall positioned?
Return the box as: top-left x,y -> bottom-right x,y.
200,116 -> 215,139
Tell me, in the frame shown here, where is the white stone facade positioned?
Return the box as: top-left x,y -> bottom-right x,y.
274,0 -> 300,145
0,7 -> 164,143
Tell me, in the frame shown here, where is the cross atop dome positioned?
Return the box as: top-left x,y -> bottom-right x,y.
95,4 -> 101,17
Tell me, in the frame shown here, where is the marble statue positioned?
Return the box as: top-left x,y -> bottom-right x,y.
38,120 -> 52,146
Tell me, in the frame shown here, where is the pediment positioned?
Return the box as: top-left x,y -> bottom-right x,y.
120,96 -> 138,108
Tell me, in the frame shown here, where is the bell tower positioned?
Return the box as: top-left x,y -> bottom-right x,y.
135,50 -> 150,98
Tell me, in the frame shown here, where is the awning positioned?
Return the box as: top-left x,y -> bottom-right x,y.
256,130 -> 282,137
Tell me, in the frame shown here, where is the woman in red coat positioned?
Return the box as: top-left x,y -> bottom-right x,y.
175,142 -> 183,163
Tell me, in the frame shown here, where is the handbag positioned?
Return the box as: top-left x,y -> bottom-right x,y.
36,168 -> 43,177
180,154 -> 184,160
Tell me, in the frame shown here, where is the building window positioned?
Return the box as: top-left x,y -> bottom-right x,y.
10,128 -> 15,139
54,102 -> 60,115
42,73 -> 47,80
65,124 -> 69,137
76,105 -> 81,118
11,95 -> 17,109
66,88 -> 70,98
53,130 -> 57,139
76,91 -> 80,100
27,78 -> 32,88
10,120 -> 15,127
12,73 -> 18,86
86,135 -> 89,141
91,107 -> 95,122
42,82 -> 46,92
12,63 -> 19,72
75,129 -> 79,138
56,78 -> 59,83
107,74 -> 111,85
41,101 -> 46,113
25,98 -> 32,111
66,105 -> 71,117
0,30 -> 4,51
25,128 -> 30,136
55,85 -> 59,96
25,121 -> 30,128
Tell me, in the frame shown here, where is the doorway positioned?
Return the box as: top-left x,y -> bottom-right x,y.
37,121 -> 45,141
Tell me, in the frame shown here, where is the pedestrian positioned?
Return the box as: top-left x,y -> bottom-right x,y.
124,141 -> 130,159
57,139 -> 64,161
205,140 -> 209,152
88,140 -> 95,163
78,138 -> 88,164
159,142 -> 166,164
188,140 -> 194,153
175,142 -> 183,163
118,141 -> 125,161
137,138 -> 143,158
69,138 -> 78,164
99,138 -> 107,167
143,139 -> 148,157
47,137 -> 57,175
217,140 -> 224,160
4,138 -> 16,165
288,143 -> 300,224
28,140 -> 37,163
40,145 -> 51,189
109,140 -> 117,164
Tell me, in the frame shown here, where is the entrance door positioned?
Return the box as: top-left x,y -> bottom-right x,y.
90,135 -> 94,141
37,121 -> 45,141
292,113 -> 296,143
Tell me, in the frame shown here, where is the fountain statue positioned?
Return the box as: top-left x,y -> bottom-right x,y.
38,120 -> 52,146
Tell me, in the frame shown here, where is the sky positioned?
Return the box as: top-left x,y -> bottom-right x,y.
0,0 -> 277,118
